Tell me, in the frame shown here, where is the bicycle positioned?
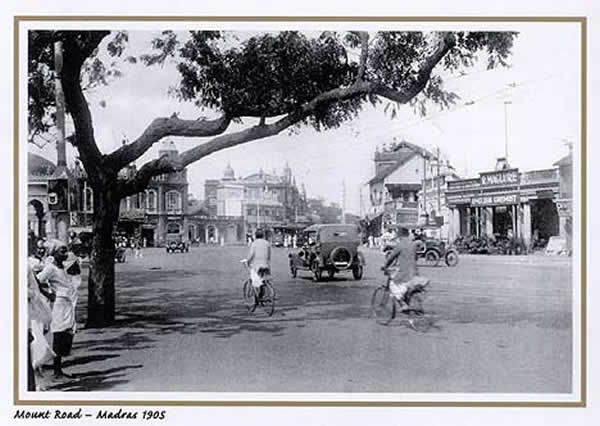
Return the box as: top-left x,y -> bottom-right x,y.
240,259 -> 276,317
371,268 -> 431,331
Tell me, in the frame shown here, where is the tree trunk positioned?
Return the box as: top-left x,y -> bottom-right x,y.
86,187 -> 120,328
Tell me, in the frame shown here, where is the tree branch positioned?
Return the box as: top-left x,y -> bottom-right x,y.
118,31 -> 456,197
105,113 -> 232,169
356,31 -> 370,82
60,31 -> 110,184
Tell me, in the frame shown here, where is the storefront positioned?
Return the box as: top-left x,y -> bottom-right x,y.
446,161 -> 560,247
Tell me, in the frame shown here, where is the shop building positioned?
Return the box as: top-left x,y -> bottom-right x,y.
445,157 -> 565,247
366,140 -> 456,235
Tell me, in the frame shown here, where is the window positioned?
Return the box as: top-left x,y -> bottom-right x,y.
166,190 -> 182,213
126,196 -> 131,211
146,189 -> 157,212
83,187 -> 93,213
167,222 -> 181,234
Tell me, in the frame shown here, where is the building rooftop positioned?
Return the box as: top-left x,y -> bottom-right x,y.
28,153 -> 56,177
368,152 -> 416,185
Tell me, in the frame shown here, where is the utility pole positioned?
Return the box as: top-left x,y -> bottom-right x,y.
256,186 -> 260,229
55,41 -> 66,168
342,180 -> 346,224
52,40 -> 69,243
436,146 -> 441,215
504,100 -> 512,161
422,153 -> 427,225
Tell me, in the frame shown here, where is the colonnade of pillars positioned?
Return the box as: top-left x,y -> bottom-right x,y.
448,203 -> 532,246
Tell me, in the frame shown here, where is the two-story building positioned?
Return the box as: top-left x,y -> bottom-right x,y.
367,140 -> 456,236
444,157 -> 567,247
117,140 -> 189,247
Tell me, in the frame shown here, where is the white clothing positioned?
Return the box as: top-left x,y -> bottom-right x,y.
37,264 -> 81,333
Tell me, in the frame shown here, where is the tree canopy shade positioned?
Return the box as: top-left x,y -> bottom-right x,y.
27,29 -> 517,326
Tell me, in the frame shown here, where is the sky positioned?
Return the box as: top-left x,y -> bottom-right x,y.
30,24 -> 581,215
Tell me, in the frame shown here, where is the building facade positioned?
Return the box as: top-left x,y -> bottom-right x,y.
445,157 -> 566,247
367,140 -> 456,236
117,140 -> 189,247
201,163 -> 307,244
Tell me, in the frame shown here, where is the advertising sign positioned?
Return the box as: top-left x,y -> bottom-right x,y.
480,169 -> 520,187
471,193 -> 519,206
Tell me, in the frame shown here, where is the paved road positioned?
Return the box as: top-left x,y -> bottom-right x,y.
51,245 -> 572,394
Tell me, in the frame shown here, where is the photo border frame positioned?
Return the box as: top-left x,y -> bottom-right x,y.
13,15 -> 588,407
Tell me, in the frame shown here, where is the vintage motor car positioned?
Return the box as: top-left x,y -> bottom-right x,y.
165,236 -> 189,253
383,225 -> 459,267
288,224 -> 365,281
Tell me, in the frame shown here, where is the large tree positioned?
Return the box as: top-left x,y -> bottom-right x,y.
28,29 -> 516,327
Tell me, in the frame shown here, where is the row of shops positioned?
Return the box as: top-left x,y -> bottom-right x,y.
366,140 -> 573,251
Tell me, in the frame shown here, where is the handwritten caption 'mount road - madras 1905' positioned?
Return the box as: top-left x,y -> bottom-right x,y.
14,408 -> 166,420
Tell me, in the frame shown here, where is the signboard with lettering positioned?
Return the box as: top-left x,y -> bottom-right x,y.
447,178 -> 480,191
446,193 -> 476,205
471,193 -> 519,206
479,169 -> 520,187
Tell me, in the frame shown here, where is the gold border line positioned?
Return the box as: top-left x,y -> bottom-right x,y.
13,15 -> 20,407
580,16 -> 587,408
14,15 -> 587,408
12,16 -> 587,22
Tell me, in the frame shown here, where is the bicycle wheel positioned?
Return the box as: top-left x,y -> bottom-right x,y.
371,286 -> 395,325
242,279 -> 257,312
259,281 -> 276,317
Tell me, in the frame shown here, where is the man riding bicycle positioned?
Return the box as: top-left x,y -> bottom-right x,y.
382,227 -> 429,312
245,229 -> 272,296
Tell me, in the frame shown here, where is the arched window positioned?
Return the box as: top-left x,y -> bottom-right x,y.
84,187 -> 93,213
146,189 -> 157,212
166,190 -> 182,213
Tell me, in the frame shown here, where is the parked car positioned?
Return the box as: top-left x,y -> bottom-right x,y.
288,224 -> 365,281
166,238 -> 189,253
383,225 -> 459,267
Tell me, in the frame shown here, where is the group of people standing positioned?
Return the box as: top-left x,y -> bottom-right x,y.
27,237 -> 82,391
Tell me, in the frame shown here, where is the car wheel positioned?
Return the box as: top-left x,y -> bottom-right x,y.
424,250 -> 440,267
352,265 -> 363,280
311,262 -> 322,282
445,250 -> 459,267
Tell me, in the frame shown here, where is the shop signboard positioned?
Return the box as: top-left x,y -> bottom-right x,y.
480,169 -> 520,187
471,193 -> 519,206
446,193 -> 476,205
447,178 -> 480,191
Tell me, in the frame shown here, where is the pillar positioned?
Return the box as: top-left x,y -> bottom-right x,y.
56,213 -> 69,243
475,207 -> 481,237
485,207 -> 494,238
512,205 -> 518,237
466,207 -> 472,235
522,202 -> 532,247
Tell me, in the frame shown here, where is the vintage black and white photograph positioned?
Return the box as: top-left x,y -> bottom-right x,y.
20,18 -> 582,402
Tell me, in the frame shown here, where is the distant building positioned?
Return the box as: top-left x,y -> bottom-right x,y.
366,139 -> 456,236
117,140 -> 189,247
28,153 -> 56,238
201,163 -> 308,244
